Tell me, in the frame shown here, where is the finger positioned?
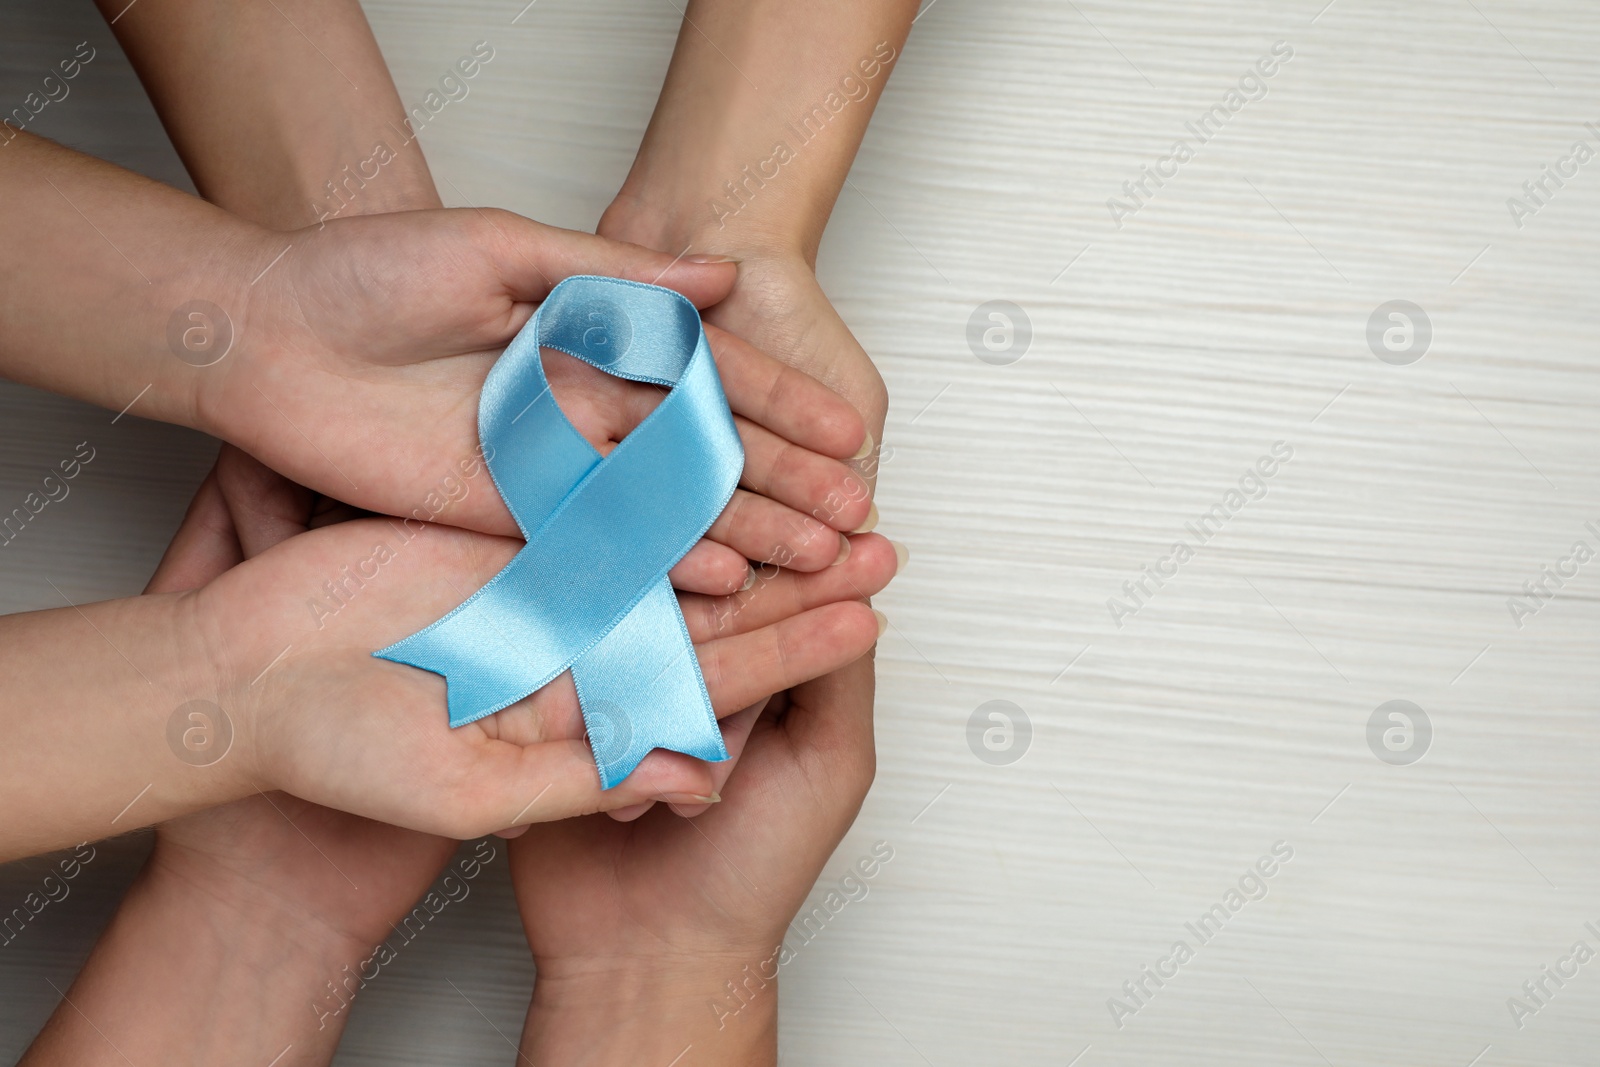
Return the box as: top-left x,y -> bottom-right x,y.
485,585 -> 886,752
706,488 -> 841,573
215,445 -> 315,558
681,533 -> 901,642
475,603 -> 876,827
695,601 -> 883,716
144,462 -> 242,594
776,650 -> 878,768
448,734 -> 719,834
735,415 -> 873,533
668,700 -> 766,818
706,322 -> 867,459
668,538 -> 752,597
604,800 -> 656,823
716,654 -> 878,827
481,211 -> 738,310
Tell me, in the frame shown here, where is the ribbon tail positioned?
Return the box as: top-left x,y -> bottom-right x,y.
571,580 -> 729,789
373,572 -> 565,727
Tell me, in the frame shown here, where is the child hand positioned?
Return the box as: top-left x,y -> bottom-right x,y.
145,443 -> 461,994
154,445 -> 897,842
19,444 -> 462,1064
1,464 -> 893,860
183,507 -> 898,840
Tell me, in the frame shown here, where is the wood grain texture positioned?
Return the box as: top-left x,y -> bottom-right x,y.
2,0 -> 1598,1063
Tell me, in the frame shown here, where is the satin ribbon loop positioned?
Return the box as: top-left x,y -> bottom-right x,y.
375,276 -> 738,788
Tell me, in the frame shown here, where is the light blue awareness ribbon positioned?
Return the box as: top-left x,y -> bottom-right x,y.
375,276 -> 738,788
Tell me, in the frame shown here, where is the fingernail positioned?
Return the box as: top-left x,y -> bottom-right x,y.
852,502 -> 879,534
685,253 -> 742,264
872,609 -> 889,638
850,431 -> 875,461
832,536 -> 852,566
663,792 -> 721,804
889,540 -> 909,574
740,565 -> 757,591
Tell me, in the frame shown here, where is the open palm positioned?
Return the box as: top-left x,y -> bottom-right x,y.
143,459 -> 457,965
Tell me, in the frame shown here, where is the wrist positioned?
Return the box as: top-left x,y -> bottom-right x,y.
69,158 -> 279,434
248,143 -> 444,231
0,591 -> 255,862
24,845 -> 366,1061
160,580 -> 274,801
597,25 -> 911,263
525,954 -> 780,1067
599,176 -> 819,266
143,840 -> 370,972
0,131 -> 276,436
234,136 -> 443,231
158,214 -> 284,441
145,833 -> 388,1044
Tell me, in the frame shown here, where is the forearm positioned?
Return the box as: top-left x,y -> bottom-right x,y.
96,0 -> 441,228
522,963 -> 778,1067
0,592 -> 250,861
603,0 -> 919,262
21,848 -> 362,1066
0,132 -> 268,429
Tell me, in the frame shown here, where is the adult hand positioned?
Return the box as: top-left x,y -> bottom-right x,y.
593,0 -> 915,474
204,209 -> 873,588
0,136 -> 870,591
598,228 -> 888,503
509,654 -> 881,1066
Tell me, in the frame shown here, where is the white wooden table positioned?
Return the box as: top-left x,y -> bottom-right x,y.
2,1 -> 1598,1063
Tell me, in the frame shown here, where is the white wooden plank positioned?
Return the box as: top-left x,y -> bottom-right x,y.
1,0 -> 1597,1062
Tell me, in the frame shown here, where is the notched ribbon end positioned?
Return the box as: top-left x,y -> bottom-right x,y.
372,642 -> 516,729
590,710 -> 730,791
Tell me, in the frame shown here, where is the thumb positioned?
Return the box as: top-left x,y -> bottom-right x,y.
144,460 -> 243,594
477,209 -> 738,309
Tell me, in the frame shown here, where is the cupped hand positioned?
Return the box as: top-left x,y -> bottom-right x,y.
143,447 -> 459,964
174,489 -> 896,840
202,210 -> 872,591
594,211 -> 889,475
701,253 -> 889,446
508,653 -> 880,1061
147,442 -> 892,932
